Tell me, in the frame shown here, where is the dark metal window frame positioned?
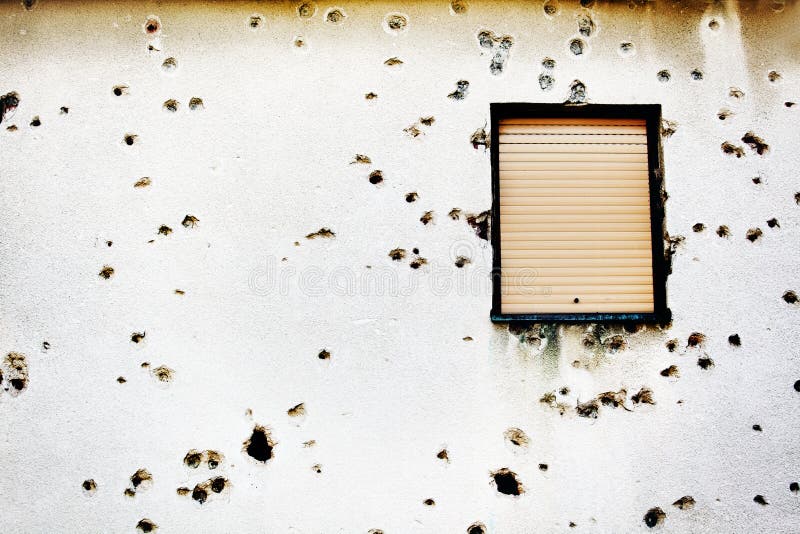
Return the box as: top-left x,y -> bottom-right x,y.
490,103 -> 670,325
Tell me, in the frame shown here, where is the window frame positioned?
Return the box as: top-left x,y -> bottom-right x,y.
489,103 -> 670,325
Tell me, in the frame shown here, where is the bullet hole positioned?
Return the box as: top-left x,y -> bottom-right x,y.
293,36 -> 307,48
660,119 -> 677,138
207,451 -> 221,469
22,0 -> 36,10
463,336 -> 473,341
124,488 -> 136,497
161,57 -> 177,72
604,335 -> 627,352
716,225 -> 730,238
492,468 -> 523,496
389,248 -> 406,261
384,13 -> 408,32
99,265 -> 115,279
470,126 -> 488,149
192,485 -> 208,504
619,41 -> 636,57
106,241 -> 113,247
287,402 -> 305,417
790,482 -> 799,493
318,349 -> 331,359
597,389 -> 629,409
410,257 -> 428,269
423,498 -> 436,506
752,424 -> 762,432
6,125 -> 17,131
718,109 -> 732,120
577,13 -> 594,37
477,31 -> 513,75
752,177 -> 762,184
248,14 -> 264,29
467,522 -> 486,534
753,495 -> 768,505
697,356 -> 714,370
141,362 -> 150,368
405,192 -> 418,203
404,124 -> 422,137
384,57 -> 403,67
188,97 -> 204,110
467,211 -> 490,240
721,142 -> 744,158
450,0 -> 468,14
542,0 -> 560,17
0,91 -> 20,125
767,70 -> 781,83
745,228 -> 763,242
131,332 -> 146,344
708,19 -> 720,30
244,425 -> 274,463
131,468 -> 152,489
117,376 -> 127,383
420,116 -> 435,126
351,154 -> 371,165
569,39 -> 586,56
29,116 -> 41,127
134,177 -> 151,188
448,80 -> 470,100
298,2 -> 316,18
672,495 -> 695,509
368,170 -> 384,185
765,218 -> 779,229
660,365 -> 679,377
158,225 -> 173,236
782,290 -> 797,304
210,476 -> 227,493
144,17 -> 160,34
666,339 -> 678,352
60,106 -> 69,114
413,248 -> 419,255
163,99 -> 179,112
632,387 -> 655,405
692,223 -> 705,233
796,192 -> 800,205
306,228 -> 335,239
504,427 -> 530,448
729,87 -> 744,100
656,70 -> 671,83
786,102 -> 796,108
365,92 -> 378,100
420,211 -> 433,225
687,332 -> 705,348
437,449 -> 449,462
741,132 -> 769,155
82,479 -> 96,492
728,334 -> 741,346
368,530 -> 384,534
559,386 -> 570,395
576,399 -> 599,418
136,519 -> 158,533
455,256 -> 471,268
151,365 -> 173,383
303,439 -> 316,447
539,73 -> 555,91
325,8 -> 345,24
690,69 -> 703,80
312,464 -> 322,474
449,208 -> 462,220
540,391 -> 569,415
124,134 -> 137,146
176,487 -> 190,496
567,80 -> 587,104
643,507 -> 666,528
184,450 -> 203,468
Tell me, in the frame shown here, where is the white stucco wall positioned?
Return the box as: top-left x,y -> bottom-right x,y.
1,1 -> 799,532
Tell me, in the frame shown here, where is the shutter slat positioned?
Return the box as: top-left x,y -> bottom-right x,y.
501,240 -> 652,250
502,222 -> 651,232
500,152 -> 648,162
500,205 -> 650,215
500,170 -> 648,179
502,266 -> 652,276
500,188 -> 648,197
501,275 -> 653,286
502,249 -> 650,259
500,197 -> 650,207
502,284 -> 652,295
500,161 -> 648,171
500,118 -> 646,126
499,134 -> 647,144
502,302 -> 655,313
502,257 -> 652,268
499,124 -> 646,134
499,144 -> 648,153
501,293 -> 654,304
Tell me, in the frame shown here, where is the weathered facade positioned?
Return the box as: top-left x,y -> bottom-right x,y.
1,1 -> 798,532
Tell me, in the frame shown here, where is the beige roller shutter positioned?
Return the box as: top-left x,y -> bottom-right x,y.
498,117 -> 654,314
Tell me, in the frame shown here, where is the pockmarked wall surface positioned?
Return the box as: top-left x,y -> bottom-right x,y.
1,1 -> 799,532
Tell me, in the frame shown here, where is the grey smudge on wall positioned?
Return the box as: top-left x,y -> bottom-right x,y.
448,80 -> 470,100
244,425 -> 274,462
2,352 -> 29,394
643,507 -> 666,528
566,80 -> 587,103
491,468 -> 523,495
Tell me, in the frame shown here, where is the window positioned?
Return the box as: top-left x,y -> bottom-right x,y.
489,103 -> 669,323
